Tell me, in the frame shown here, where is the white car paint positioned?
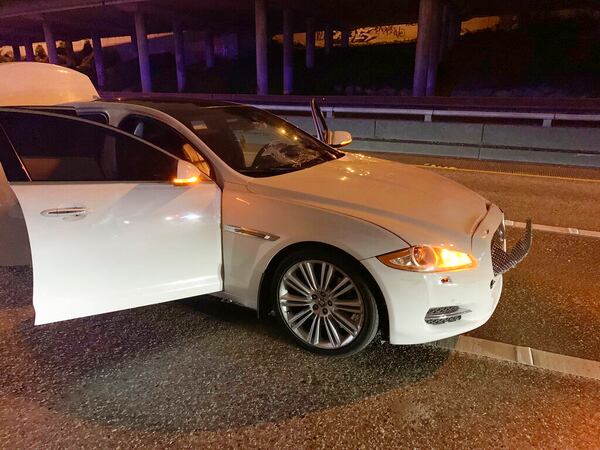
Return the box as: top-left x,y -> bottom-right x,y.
364,204 -> 504,344
220,180 -> 410,309
0,62 -> 100,106
10,155 -> 222,324
247,152 -> 489,251
0,64 -> 510,346
218,155 -> 503,344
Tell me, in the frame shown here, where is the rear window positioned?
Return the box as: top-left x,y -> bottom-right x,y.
0,112 -> 178,183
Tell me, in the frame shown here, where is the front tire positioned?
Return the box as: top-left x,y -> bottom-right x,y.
270,248 -> 379,356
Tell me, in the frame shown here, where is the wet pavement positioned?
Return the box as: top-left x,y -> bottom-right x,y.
1,267 -> 599,448
2,155 -> 600,447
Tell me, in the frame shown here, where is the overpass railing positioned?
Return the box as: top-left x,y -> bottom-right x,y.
102,92 -> 600,167
103,92 -> 600,127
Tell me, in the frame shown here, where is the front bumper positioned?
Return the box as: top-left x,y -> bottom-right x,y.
363,204 -> 531,345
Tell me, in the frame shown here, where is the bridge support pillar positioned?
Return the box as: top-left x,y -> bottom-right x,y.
439,4 -> 450,61
426,0 -> 443,96
42,21 -> 58,64
91,32 -> 106,89
134,11 -> 152,93
283,9 -> 294,94
305,17 -> 315,68
12,45 -> 21,61
130,33 -> 138,58
341,28 -> 350,48
204,31 -> 215,68
255,0 -> 268,95
413,0 -> 443,96
173,22 -> 186,92
24,42 -> 34,61
64,40 -> 75,66
324,24 -> 333,54
447,9 -> 462,50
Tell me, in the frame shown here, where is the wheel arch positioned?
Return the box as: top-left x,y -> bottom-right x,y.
257,241 -> 389,339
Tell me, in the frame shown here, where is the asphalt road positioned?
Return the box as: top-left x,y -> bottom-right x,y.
1,268 -> 599,448
1,154 -> 600,448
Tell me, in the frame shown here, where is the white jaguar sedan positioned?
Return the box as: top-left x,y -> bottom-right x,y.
0,63 -> 531,356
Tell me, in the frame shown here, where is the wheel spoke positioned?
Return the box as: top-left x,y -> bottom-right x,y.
331,310 -> 359,336
284,273 -> 312,296
333,299 -> 363,313
307,315 -> 320,345
324,316 -> 341,347
289,307 -> 314,330
280,293 -> 311,307
329,276 -> 353,299
320,262 -> 334,291
300,262 -> 318,291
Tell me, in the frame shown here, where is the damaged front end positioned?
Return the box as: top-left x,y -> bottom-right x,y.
491,219 -> 533,276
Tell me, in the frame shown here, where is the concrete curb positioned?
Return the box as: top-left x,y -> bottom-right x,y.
429,335 -> 600,381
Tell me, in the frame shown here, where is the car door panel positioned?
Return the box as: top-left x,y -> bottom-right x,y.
0,109 -> 223,324
12,181 -> 222,324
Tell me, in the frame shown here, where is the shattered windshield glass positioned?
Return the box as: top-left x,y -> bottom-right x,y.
181,106 -> 343,177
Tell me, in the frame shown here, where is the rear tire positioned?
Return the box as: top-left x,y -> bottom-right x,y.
269,247 -> 379,357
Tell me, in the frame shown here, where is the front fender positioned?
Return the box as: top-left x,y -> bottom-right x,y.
221,183 -> 408,310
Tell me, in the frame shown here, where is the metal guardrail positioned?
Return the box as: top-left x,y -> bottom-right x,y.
103,92 -> 600,128
252,104 -> 600,127
102,91 -> 600,167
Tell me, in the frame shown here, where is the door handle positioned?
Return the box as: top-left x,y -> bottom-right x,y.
41,207 -> 89,219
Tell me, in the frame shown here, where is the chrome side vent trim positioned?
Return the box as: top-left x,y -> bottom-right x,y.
224,225 -> 280,241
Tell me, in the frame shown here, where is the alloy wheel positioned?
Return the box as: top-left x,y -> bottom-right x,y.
278,260 -> 365,349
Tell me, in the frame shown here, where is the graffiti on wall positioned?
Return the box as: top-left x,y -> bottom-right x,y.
273,16 -> 504,47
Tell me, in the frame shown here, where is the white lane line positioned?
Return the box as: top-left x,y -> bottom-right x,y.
419,163 -> 600,183
429,335 -> 600,381
505,220 -> 600,239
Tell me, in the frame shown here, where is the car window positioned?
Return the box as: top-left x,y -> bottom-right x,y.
0,125 -> 28,182
119,115 -> 212,177
0,112 -> 178,183
174,106 -> 342,177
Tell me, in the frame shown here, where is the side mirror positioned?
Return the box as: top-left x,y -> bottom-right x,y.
328,130 -> 352,148
172,160 -> 205,186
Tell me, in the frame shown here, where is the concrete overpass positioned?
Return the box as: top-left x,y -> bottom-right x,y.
0,0 -> 597,95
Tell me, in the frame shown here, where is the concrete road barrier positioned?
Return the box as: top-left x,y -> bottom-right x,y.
282,116 -> 600,167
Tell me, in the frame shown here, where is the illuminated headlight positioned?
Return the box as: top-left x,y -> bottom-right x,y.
377,246 -> 476,272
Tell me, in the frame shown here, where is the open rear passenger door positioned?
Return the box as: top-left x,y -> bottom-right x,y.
0,109 -> 222,324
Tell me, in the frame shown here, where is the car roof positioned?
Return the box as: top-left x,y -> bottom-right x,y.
109,97 -> 243,115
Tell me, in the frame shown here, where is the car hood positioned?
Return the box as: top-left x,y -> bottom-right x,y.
247,153 -> 489,252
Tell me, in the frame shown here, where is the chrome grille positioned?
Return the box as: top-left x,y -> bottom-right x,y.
491,220 -> 533,276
